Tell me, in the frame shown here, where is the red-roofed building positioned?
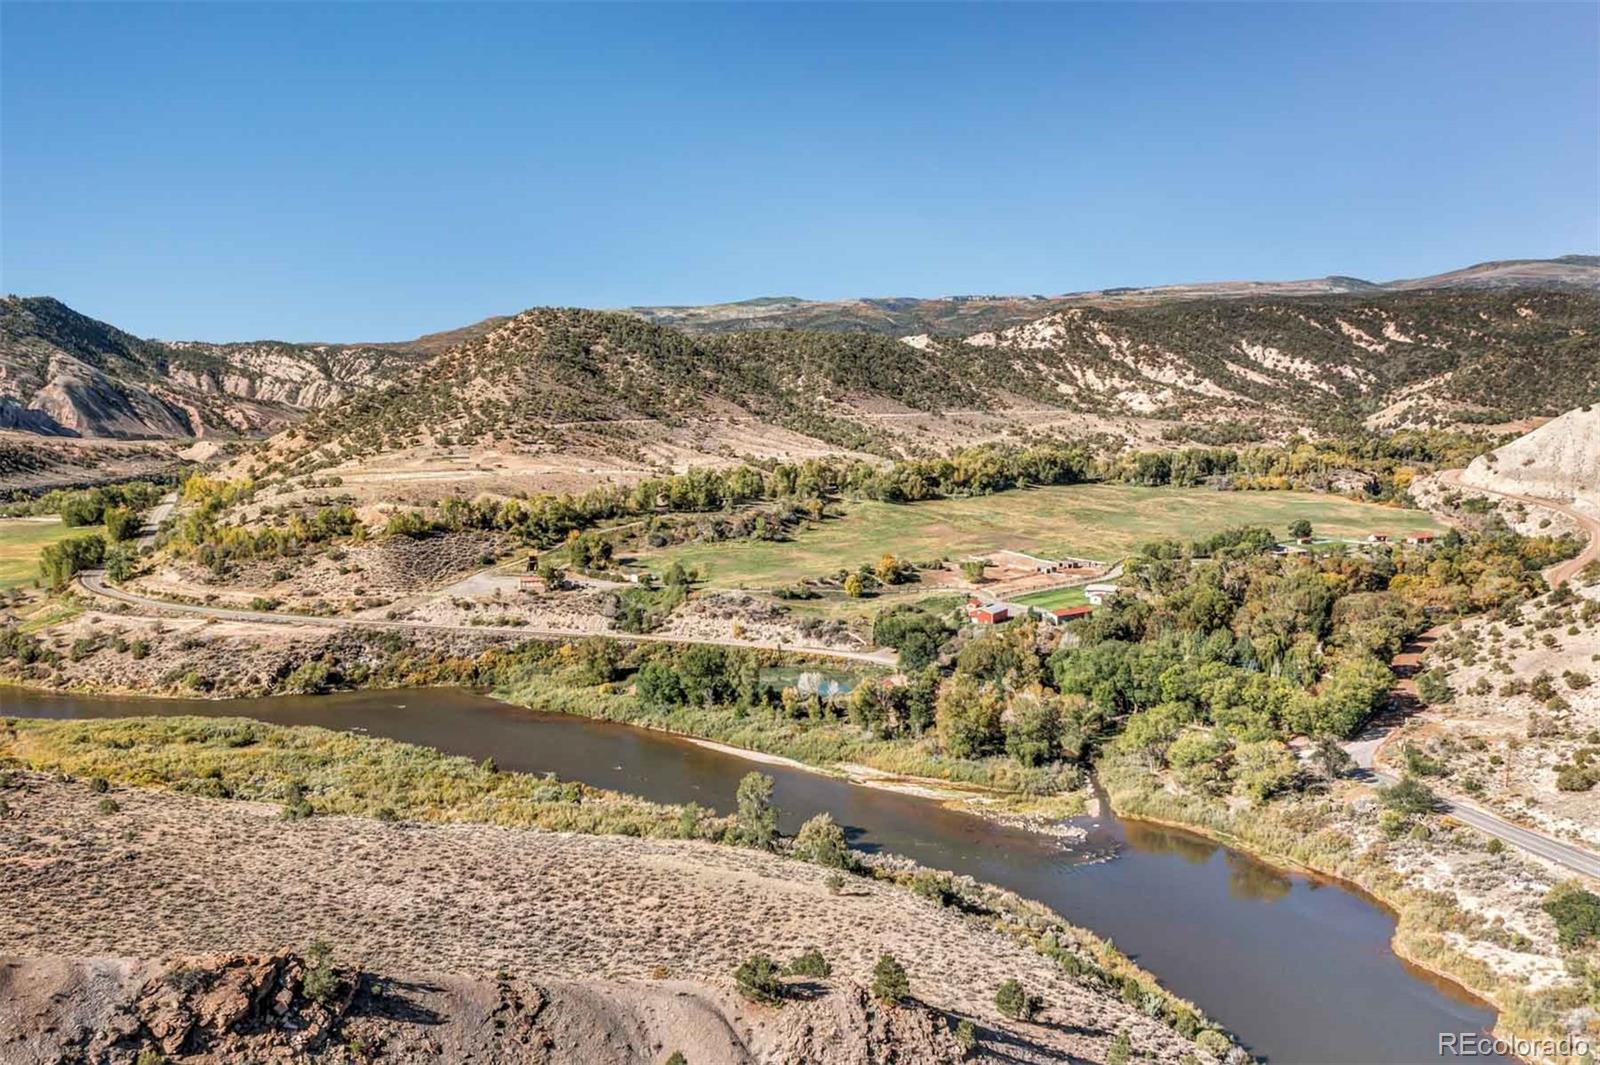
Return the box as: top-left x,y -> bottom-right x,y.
968,604 -> 1010,625
1052,605 -> 1094,623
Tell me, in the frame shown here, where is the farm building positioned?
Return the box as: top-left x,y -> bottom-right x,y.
1084,582 -> 1118,605
1367,532 -> 1391,543
1405,532 -> 1437,545
1051,605 -> 1094,623
967,597 -> 1031,625
968,604 -> 1010,625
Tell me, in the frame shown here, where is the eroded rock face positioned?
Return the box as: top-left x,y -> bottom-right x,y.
1,954 -> 981,1064
134,952 -> 350,1058
757,982 -> 969,1064
2,296 -> 428,439
1462,405 -> 1600,503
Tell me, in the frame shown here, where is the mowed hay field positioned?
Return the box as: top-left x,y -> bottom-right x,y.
0,517 -> 105,590
1014,585 -> 1090,610
643,485 -> 1443,589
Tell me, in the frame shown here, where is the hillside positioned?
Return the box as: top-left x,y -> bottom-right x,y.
1460,404 -> 1600,502
7,256 -> 1596,450
0,730 -> 1220,1065
257,290 -> 1600,485
0,297 -> 429,439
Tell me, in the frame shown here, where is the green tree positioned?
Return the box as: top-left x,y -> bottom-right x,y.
38,533 -> 107,590
872,605 -> 951,671
1542,882 -> 1600,948
1167,729 -> 1232,794
871,953 -> 909,1004
636,661 -> 686,708
302,938 -> 339,1005
733,953 -> 783,1004
994,978 -> 1040,1021
1004,688 -> 1062,767
103,505 -> 141,542
1379,775 -> 1439,815
792,812 -> 853,869
104,543 -> 138,583
786,948 -> 832,978
1288,519 -> 1313,539
935,675 -> 1004,758
1312,734 -> 1355,779
1231,739 -> 1300,803
1415,668 -> 1454,706
736,772 -> 778,849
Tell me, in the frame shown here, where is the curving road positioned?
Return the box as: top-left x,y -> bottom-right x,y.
75,571 -> 899,668
1435,468 -> 1600,586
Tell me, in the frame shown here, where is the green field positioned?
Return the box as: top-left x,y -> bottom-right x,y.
0,518 -> 105,590
640,485 -> 1442,590
1013,585 -> 1089,610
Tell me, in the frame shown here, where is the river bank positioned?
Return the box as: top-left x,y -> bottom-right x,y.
0,716 -> 1233,1064
1099,754 -> 1594,1065
2,684 -> 1518,1062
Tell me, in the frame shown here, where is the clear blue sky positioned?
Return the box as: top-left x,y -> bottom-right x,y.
3,2 -> 1596,342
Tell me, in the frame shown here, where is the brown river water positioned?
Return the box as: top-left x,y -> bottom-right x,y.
2,685 -> 1512,1064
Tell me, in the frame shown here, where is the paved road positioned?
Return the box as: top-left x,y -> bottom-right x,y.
1367,766 -> 1600,881
1344,469 -> 1600,881
76,571 -> 899,668
135,492 -> 178,551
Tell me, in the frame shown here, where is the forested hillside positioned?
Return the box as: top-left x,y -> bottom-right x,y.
265,289 -> 1599,473
7,257 -> 1596,450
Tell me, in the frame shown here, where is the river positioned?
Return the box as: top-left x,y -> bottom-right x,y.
2,685 -> 1511,1064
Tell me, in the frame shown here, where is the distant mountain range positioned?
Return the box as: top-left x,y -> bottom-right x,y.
2,255 -> 1595,443
627,255 -> 1600,336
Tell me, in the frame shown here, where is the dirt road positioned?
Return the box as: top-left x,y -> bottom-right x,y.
1436,468 -> 1600,586
76,571 -> 899,668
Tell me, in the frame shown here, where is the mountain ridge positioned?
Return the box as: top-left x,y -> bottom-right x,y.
627,255 -> 1600,335
4,255 -> 1595,443
254,290 -> 1599,486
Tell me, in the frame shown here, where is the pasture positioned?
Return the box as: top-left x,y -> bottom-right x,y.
641,484 -> 1443,590
1013,585 -> 1090,610
0,518 -> 106,591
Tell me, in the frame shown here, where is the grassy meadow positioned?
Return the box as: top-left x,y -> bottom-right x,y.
641,485 -> 1443,590
0,517 -> 105,591
1013,585 -> 1090,610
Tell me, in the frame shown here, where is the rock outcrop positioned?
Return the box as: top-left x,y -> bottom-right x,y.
1461,405 -> 1600,503
0,953 -> 977,1064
